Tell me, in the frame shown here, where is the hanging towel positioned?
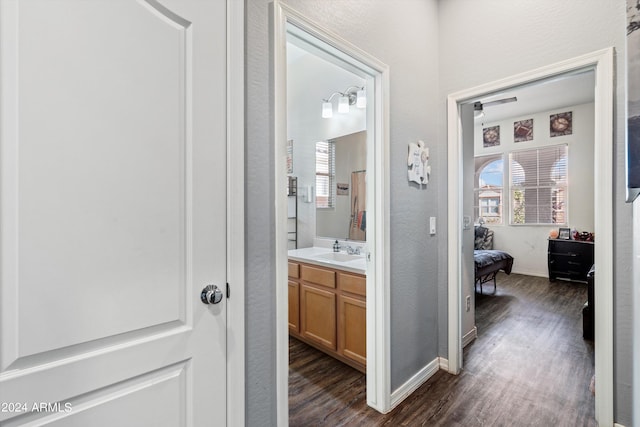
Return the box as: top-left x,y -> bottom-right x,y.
359,210 -> 366,231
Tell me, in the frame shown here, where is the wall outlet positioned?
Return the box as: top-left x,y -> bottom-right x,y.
466,295 -> 471,312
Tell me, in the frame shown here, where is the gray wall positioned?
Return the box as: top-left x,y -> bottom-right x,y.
246,0 -> 440,423
436,0 -> 633,424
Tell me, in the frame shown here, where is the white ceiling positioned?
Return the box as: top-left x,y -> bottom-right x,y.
289,42 -> 596,125
472,70 -> 595,123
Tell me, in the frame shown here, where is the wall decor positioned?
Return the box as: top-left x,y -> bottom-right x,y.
627,0 -> 640,201
513,119 -> 533,142
407,140 -> 430,187
558,227 -> 571,240
550,111 -> 572,137
336,183 -> 349,195
482,125 -> 500,147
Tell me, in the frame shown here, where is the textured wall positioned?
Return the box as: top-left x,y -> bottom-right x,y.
436,0 -> 632,424
246,1 -> 440,423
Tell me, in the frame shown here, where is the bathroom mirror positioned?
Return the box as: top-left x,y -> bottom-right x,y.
286,37 -> 367,245
315,131 -> 366,241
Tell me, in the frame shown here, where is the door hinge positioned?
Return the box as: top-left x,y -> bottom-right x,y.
226,283 -> 230,299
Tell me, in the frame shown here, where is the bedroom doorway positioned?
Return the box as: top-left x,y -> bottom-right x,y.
447,49 -> 614,425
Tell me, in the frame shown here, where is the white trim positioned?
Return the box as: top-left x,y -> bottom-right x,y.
226,0 -> 245,426
438,357 -> 449,371
614,423 -> 626,427
462,326 -> 477,348
389,358 -> 440,411
273,0 -> 392,417
447,48 -> 614,426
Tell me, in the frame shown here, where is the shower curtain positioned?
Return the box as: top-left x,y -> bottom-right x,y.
349,170 -> 366,241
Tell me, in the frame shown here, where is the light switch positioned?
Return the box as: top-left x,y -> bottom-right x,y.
430,217 -> 436,235
463,216 -> 471,230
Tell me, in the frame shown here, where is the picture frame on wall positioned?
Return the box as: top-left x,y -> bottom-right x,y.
550,111 -> 572,137
558,227 -> 571,240
483,125 -> 500,147
514,118 -> 534,142
627,0 -> 640,201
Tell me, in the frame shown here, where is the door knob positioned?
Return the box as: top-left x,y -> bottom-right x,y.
201,285 -> 223,305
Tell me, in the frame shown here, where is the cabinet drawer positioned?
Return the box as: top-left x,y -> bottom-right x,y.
288,262 -> 300,279
339,272 -> 366,297
301,264 -> 336,288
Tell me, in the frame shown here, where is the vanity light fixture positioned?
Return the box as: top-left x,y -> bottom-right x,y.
321,86 -> 365,118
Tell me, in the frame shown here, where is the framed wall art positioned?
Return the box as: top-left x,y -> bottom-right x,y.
550,112 -> 572,137
483,125 -> 500,147
514,119 -> 533,142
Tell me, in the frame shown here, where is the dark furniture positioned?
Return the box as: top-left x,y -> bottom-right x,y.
583,265 -> 595,340
473,226 -> 514,294
474,250 -> 514,294
547,239 -> 594,283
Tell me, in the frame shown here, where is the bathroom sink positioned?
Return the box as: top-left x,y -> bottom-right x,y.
316,252 -> 362,263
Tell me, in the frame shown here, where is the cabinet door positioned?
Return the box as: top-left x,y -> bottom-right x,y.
339,294 -> 366,367
301,284 -> 336,350
288,280 -> 300,333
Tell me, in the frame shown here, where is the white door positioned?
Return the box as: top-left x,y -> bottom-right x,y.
0,1 -> 227,426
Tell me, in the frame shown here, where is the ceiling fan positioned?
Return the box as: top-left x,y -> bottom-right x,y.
474,96 -> 517,112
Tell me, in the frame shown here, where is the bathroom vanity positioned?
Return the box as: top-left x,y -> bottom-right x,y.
288,247 -> 366,372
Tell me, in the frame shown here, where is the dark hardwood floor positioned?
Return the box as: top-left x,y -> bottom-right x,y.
289,273 -> 595,426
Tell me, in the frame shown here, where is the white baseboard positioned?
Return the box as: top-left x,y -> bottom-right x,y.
463,326 -> 477,348
438,357 -> 448,371
614,423 -> 625,427
389,357 -> 440,410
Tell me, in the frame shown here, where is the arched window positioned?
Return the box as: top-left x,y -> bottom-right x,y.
474,155 -> 503,224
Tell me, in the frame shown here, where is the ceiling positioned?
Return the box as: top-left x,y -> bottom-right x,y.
289,42 -> 596,125
472,70 -> 595,123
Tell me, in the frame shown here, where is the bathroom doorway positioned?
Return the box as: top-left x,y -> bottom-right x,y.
273,3 -> 391,421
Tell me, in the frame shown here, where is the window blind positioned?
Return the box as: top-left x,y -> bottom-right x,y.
316,140 -> 335,209
510,144 -> 568,224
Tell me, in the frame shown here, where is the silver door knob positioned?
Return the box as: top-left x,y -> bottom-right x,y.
201,285 -> 223,304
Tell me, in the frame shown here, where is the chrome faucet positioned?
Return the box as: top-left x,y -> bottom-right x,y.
345,245 -> 361,255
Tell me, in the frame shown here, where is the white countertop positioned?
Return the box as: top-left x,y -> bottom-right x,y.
288,246 -> 367,275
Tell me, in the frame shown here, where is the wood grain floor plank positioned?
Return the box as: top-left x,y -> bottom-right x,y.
289,273 -> 595,426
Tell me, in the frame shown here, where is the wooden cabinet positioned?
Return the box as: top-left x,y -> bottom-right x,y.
548,239 -> 594,283
300,284 -> 336,349
288,260 -> 366,372
339,294 -> 366,366
288,280 -> 299,333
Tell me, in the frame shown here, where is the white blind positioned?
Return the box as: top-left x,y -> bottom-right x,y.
316,140 -> 335,209
510,144 -> 567,224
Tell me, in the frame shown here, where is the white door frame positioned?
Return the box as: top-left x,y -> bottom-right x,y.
447,48 -> 614,425
273,1 -> 391,421
226,0 -> 245,425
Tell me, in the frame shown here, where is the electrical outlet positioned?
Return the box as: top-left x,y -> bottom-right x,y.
466,295 -> 471,312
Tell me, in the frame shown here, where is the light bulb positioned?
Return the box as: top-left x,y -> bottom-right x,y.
356,89 -> 366,108
338,95 -> 349,113
322,102 -> 333,118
